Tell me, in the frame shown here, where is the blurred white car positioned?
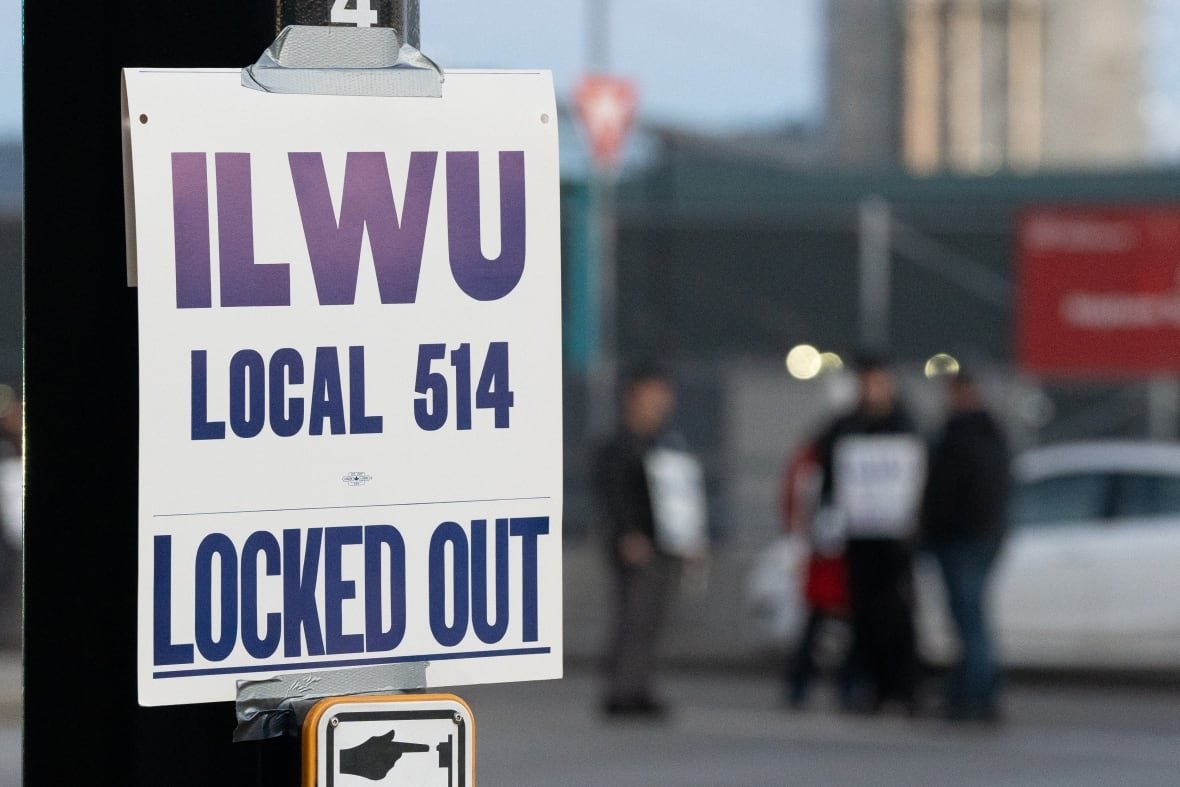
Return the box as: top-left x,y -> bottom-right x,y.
746,441 -> 1180,670
985,440 -> 1180,669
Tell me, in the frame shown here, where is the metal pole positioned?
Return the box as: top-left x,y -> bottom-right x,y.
24,1 -> 298,784
25,2 -> 422,785
276,0 -> 419,46
587,0 -> 610,72
858,196 -> 891,351
585,0 -> 620,435
590,172 -> 619,433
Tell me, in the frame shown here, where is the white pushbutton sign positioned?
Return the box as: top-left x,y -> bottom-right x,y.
304,694 -> 475,787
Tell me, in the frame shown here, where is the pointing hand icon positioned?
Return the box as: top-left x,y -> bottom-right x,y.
339,728 -> 431,780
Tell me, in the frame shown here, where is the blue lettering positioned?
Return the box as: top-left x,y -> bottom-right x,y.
229,349 -> 265,438
428,522 -> 469,647
215,152 -> 291,307
194,533 -> 238,662
446,151 -> 527,301
269,348 -> 305,437
471,518 -> 509,644
511,516 -> 549,642
191,346 -> 383,440
175,150 -> 533,308
190,350 -> 226,440
152,517 -> 546,668
241,531 -> 281,659
153,535 -> 194,665
288,151 -> 436,306
348,346 -> 383,435
325,526 -> 365,655
283,528 -> 325,657
365,525 -> 407,652
309,347 -> 346,436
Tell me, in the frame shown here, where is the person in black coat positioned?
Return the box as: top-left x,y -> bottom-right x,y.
593,366 -> 684,717
921,371 -> 1010,721
816,354 -> 925,713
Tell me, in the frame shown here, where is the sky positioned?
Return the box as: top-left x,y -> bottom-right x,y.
424,0 -> 824,131
0,0 -> 824,140
0,0 -> 18,140
8,1 -> 1180,154
1145,0 -> 1180,159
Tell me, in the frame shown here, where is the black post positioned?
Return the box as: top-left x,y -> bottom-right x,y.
277,0 -> 419,47
22,2 -> 419,784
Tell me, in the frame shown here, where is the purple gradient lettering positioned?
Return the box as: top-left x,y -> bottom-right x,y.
171,153 -> 212,309
446,151 -> 527,301
289,151 -> 437,305
216,153 -> 290,307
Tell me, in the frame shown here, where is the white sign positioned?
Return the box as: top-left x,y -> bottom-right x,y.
305,694 -> 474,787
123,69 -> 563,706
644,447 -> 707,557
833,435 -> 925,538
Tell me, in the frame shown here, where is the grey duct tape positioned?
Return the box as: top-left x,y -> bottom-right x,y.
234,661 -> 429,741
241,25 -> 443,98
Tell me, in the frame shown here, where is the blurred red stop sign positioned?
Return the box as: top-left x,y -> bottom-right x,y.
574,74 -> 637,169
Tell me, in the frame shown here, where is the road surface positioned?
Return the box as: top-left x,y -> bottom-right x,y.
463,668 -> 1180,786
3,663 -> 1179,785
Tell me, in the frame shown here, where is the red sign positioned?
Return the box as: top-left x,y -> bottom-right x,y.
573,74 -> 637,169
1017,206 -> 1180,376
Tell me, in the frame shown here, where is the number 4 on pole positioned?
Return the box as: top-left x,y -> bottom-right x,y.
330,0 -> 379,28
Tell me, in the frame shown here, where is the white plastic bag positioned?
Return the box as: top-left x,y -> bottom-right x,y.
0,456 -> 21,547
742,534 -> 807,648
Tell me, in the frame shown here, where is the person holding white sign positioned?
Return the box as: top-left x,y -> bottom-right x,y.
815,353 -> 924,714
593,365 -> 708,718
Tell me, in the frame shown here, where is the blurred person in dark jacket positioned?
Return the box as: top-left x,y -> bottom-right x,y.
921,371 -> 1010,722
593,365 -> 707,718
816,354 -> 925,714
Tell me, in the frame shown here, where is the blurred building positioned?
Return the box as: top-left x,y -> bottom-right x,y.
821,0 -> 1149,172
901,0 -> 1145,173
825,0 -> 906,169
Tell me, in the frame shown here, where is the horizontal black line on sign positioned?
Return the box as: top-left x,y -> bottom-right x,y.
153,496 -> 553,518
153,646 -> 553,679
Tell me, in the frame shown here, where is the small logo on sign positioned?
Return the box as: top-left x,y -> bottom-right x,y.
342,471 -> 373,487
